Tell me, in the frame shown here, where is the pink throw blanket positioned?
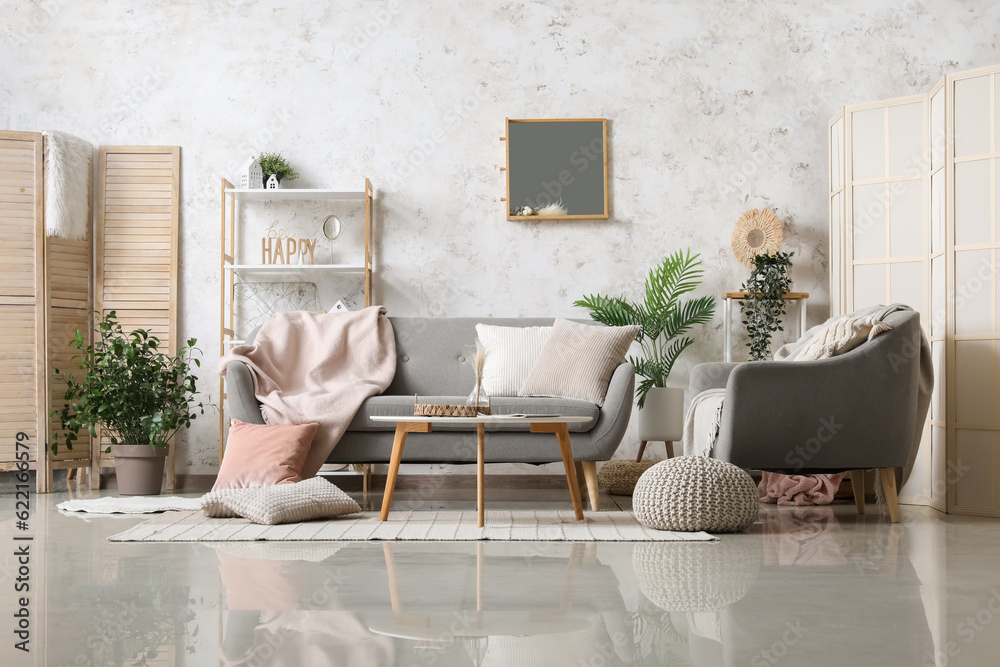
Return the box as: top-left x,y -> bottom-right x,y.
759,471 -> 844,506
218,307 -> 396,478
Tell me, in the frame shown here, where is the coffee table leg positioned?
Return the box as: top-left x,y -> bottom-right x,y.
380,422 -> 432,521
380,426 -> 408,521
532,422 -> 585,521
477,423 -> 485,528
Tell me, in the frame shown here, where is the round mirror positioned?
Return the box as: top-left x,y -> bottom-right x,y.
322,215 -> 343,241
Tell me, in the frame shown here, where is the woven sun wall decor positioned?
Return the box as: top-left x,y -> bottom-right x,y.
731,208 -> 783,267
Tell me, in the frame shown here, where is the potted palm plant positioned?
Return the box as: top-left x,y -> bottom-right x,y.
574,249 -> 716,450
51,311 -> 206,496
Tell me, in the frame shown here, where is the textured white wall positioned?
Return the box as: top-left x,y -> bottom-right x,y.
2,0 -> 999,474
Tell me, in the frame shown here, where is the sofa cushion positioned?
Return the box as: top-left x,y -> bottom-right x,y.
212,419 -> 317,491
348,395 -> 599,433
475,323 -> 552,397
519,318 -> 639,406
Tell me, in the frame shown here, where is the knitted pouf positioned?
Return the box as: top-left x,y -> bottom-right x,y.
632,539 -> 763,611
597,460 -> 658,495
632,456 -> 759,532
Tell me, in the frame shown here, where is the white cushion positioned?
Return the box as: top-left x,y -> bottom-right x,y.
200,477 -> 361,525
475,323 -> 552,397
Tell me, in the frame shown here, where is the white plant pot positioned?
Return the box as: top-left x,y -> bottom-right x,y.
637,386 -> 684,442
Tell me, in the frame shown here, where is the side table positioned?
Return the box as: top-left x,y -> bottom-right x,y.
722,291 -> 809,361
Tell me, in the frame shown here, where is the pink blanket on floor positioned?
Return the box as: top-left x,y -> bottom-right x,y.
759,471 -> 844,505
219,307 -> 396,478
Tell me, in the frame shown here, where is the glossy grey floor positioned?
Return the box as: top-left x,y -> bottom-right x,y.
3,479 -> 1000,666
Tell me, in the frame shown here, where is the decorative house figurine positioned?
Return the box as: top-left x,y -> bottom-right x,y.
266,174 -> 280,190
240,156 -> 263,189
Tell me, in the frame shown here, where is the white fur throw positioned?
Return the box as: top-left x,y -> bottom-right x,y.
42,130 -> 93,240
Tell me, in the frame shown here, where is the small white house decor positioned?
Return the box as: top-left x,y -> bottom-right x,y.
240,157 -> 263,189
266,174 -> 280,190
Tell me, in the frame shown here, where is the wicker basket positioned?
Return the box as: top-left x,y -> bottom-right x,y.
413,395 -> 491,417
598,460 -> 659,495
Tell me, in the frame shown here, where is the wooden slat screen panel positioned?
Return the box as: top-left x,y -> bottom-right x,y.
97,147 -> 179,353
95,146 -> 179,487
0,133 -> 44,468
46,304 -> 91,462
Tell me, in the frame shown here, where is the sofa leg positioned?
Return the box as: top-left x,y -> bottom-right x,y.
362,464 -> 371,494
577,461 -> 599,511
878,468 -> 901,523
635,441 -> 647,463
850,469 -> 866,515
664,441 -> 675,459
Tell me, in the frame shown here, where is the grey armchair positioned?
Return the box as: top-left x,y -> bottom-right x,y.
689,309 -> 932,522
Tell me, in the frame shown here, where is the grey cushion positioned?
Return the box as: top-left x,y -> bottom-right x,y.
348,395 -> 599,433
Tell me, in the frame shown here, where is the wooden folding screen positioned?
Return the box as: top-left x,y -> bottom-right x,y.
94,146 -> 179,490
0,131 -> 47,487
0,130 -> 93,492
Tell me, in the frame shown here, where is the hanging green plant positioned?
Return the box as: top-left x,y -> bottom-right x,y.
740,251 -> 794,361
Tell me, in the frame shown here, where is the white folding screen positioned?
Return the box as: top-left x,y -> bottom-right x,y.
948,67 -> 1000,517
833,64 -> 1000,517
837,95 -> 935,508
829,112 -> 846,317
928,81 -> 948,514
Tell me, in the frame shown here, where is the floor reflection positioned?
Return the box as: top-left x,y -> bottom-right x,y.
19,490 -> 995,666
207,508 -> 934,666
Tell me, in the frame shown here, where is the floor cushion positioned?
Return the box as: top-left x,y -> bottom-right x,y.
632,456 -> 759,532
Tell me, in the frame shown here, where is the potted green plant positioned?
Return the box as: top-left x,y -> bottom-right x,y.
574,249 -> 716,447
257,151 -> 300,186
740,251 -> 794,361
51,311 -> 206,496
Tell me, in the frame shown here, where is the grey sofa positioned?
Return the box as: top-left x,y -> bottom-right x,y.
226,317 -> 635,504
688,309 -> 931,521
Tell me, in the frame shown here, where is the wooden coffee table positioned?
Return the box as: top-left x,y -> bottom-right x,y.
370,415 -> 593,527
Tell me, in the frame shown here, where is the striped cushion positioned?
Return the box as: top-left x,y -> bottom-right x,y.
518,318 -> 639,406
475,323 -> 552,397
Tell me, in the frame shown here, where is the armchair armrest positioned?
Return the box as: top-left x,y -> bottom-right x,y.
226,361 -> 266,425
715,336 -> 923,472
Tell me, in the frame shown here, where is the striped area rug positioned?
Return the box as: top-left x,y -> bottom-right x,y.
107,510 -> 717,542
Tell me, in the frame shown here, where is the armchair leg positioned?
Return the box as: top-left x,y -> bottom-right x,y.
576,461 -> 599,511
636,441 -> 647,463
850,469 -> 866,515
665,441 -> 675,459
878,468 -> 901,523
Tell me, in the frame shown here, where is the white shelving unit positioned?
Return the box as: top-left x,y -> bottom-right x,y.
218,178 -> 374,462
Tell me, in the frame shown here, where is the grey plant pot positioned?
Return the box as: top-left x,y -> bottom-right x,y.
110,444 -> 167,496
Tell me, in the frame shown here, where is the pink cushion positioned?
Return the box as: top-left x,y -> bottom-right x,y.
212,419 -> 318,491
